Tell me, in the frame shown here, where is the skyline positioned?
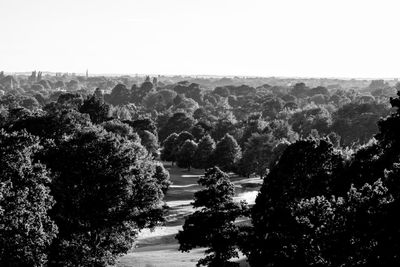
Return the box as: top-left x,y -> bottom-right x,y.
1,0 -> 400,78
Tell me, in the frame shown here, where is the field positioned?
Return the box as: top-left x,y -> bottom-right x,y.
116,163 -> 262,267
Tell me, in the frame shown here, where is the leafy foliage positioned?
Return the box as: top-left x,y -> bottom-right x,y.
79,94 -> 111,124
177,139 -> 198,171
214,134 -> 242,172
0,130 -> 57,267
292,179 -> 393,267
193,134 -> 216,169
247,138 -> 345,267
161,132 -> 178,162
238,133 -> 276,177
176,167 -> 248,267
43,127 -> 165,266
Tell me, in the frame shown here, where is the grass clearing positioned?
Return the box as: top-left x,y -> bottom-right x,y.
116,163 -> 261,267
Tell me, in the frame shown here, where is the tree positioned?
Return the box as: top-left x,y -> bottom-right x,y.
331,102 -> 389,146
66,80 -> 80,91
193,134 -> 216,170
291,82 -> 309,98
290,106 -> 332,137
242,92 -> 400,267
158,112 -> 196,142
174,97 -> 200,114
177,139 -> 198,171
79,94 -> 111,124
214,134 -> 242,172
176,131 -> 195,147
57,93 -> 83,110
309,86 -> 329,96
0,130 -> 57,267
238,133 -> 276,178
153,161 -> 171,194
333,92 -> 400,266
9,108 -> 92,142
194,107 -> 208,121
139,130 -> 159,158
161,133 -> 179,164
191,123 -> 207,141
143,89 -> 176,111
54,81 -> 66,89
213,86 -> 230,97
31,83 -> 45,91
131,79 -> 153,104
246,138 -> 345,267
107,83 -> 130,106
20,96 -> 40,110
176,167 -> 248,267
262,97 -> 284,119
292,179 -> 392,267
309,94 -> 326,105
127,118 -> 158,137
101,119 -> 139,141
43,127 -> 165,266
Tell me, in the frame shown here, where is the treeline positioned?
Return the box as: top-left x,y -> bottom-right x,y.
1,71 -> 400,266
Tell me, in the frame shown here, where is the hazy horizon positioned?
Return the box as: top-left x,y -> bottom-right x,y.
1,0 -> 400,78
3,70 -> 399,81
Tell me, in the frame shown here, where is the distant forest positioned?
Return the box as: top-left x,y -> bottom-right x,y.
1,70 -> 400,266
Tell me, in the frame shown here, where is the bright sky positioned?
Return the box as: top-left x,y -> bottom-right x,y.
1,0 -> 399,78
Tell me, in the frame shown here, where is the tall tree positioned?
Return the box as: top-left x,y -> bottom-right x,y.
0,130 -> 57,267
176,167 -> 248,267
43,127 -> 166,266
175,131 -> 195,147
152,161 -> 171,194
161,133 -> 178,164
79,94 -> 111,124
214,134 -> 242,172
177,139 -> 198,171
246,138 -> 345,267
139,130 -> 159,158
292,179 -> 392,267
193,134 -> 216,170
238,133 -> 276,178
107,83 -> 130,106
159,112 -> 195,142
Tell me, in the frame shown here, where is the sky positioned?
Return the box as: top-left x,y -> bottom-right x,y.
1,0 -> 399,78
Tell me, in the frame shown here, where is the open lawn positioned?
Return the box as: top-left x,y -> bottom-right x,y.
116,163 -> 262,267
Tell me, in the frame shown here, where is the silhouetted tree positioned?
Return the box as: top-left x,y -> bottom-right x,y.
176,167 -> 248,267
214,134 -> 241,172
246,138 -> 345,267
0,130 -> 57,267
193,134 -> 216,169
44,128 -> 165,266
57,93 -> 83,110
292,179 -> 392,267
159,112 -> 195,142
152,161 -> 171,194
238,133 -> 276,178
139,130 -> 159,158
108,83 -> 130,106
161,133 -> 179,164
177,139 -> 198,171
79,95 -> 111,124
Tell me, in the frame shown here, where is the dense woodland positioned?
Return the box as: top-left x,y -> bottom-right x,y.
1,70 -> 400,266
